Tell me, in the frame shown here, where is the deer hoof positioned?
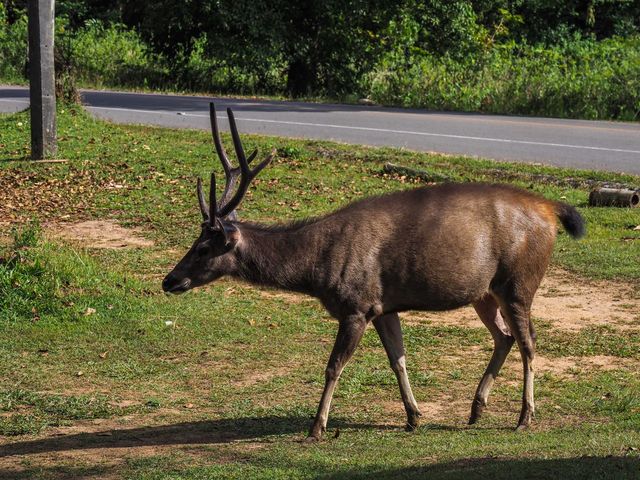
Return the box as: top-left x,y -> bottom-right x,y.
405,409 -> 422,431
469,399 -> 485,425
468,409 -> 483,425
406,416 -> 421,431
405,422 -> 418,432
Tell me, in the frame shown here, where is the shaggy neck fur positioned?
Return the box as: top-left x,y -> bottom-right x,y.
230,219 -> 325,295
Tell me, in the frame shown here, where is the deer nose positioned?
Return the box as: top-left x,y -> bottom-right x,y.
162,274 -> 176,292
162,274 -> 191,293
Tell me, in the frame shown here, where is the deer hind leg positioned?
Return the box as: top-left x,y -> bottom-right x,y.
373,313 -> 422,431
307,314 -> 368,442
494,293 -> 536,431
469,294 -> 515,425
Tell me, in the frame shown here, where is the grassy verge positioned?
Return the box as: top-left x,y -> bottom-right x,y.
1,108 -> 639,479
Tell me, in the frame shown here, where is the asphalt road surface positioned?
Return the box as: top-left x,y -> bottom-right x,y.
2,85 -> 639,174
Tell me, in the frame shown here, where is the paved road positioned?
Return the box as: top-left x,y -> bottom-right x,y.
2,85 -> 639,174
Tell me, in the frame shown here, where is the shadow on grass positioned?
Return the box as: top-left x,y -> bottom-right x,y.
0,415 -> 399,457
0,464 -> 112,480
325,456 -> 640,480
1,455 -> 638,480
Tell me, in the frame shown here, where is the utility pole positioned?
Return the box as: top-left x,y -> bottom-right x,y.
28,0 -> 57,159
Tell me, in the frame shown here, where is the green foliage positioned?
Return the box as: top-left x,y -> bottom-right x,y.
65,20 -> 168,89
366,36 -> 640,120
0,3 -> 27,81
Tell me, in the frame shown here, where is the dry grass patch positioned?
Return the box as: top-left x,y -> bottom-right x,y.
49,220 -> 154,249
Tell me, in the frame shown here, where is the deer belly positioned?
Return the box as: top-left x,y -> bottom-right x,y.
381,268 -> 491,312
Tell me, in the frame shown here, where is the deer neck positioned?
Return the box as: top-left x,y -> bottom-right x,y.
230,221 -> 319,295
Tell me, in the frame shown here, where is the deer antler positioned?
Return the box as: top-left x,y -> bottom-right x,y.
209,103 -> 258,210
216,108 -> 274,218
197,103 -> 274,224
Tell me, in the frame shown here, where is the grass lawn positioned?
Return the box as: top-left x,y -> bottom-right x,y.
0,106 -> 639,479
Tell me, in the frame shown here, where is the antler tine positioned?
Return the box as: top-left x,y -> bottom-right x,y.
227,107 -> 249,168
208,172 -> 218,221
209,103 -> 233,177
216,107 -> 274,218
211,103 -> 258,210
217,149 -> 275,218
196,177 -> 210,222
219,147 -> 257,206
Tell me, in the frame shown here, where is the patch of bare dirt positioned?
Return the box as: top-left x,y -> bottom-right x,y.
231,366 -> 292,388
403,268 -> 639,332
534,268 -> 639,331
258,289 -> 315,305
49,220 -> 154,249
376,395 -> 472,428
533,354 -> 635,378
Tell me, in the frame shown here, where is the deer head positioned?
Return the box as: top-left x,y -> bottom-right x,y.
162,103 -> 274,293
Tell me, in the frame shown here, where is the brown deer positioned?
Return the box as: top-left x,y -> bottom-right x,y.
163,103 -> 585,441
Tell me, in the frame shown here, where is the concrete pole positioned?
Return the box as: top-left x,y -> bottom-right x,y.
28,0 -> 57,159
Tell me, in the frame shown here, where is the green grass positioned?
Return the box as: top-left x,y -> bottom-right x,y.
0,108 -> 639,479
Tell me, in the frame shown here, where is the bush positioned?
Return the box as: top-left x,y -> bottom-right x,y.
175,33 -> 287,94
69,20 -> 168,88
0,4 -> 27,81
0,13 -> 168,91
365,36 -> 640,121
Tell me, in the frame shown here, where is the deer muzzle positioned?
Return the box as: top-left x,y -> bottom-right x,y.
162,273 -> 192,294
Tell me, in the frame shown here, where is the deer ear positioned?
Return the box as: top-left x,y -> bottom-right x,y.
214,218 -> 241,247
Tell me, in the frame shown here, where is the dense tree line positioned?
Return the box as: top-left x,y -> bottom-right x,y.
3,0 -> 639,96
2,1 -> 639,119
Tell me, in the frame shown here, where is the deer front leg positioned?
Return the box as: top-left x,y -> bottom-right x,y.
373,313 -> 422,431
307,314 -> 368,442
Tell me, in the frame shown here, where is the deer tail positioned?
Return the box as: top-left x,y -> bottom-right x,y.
555,202 -> 586,239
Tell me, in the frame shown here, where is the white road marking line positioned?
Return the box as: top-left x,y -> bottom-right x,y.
0,98 -> 29,103
84,105 -> 640,155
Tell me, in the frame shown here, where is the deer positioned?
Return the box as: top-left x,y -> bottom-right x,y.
162,103 -> 586,442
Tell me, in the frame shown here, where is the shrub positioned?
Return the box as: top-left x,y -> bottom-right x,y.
0,4 -> 28,81
69,20 -> 168,88
365,36 -> 640,121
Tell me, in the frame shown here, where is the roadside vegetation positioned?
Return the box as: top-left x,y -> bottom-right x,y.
1,108 -> 639,478
2,1 -> 640,120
